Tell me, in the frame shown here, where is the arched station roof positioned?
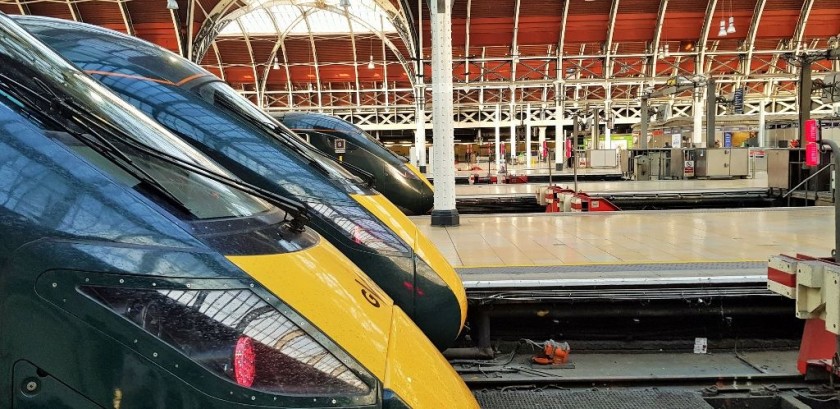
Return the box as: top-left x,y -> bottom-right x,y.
1,0 -> 839,112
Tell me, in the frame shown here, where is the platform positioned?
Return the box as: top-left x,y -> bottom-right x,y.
413,207 -> 834,290
453,172 -> 773,212
454,172 -> 769,198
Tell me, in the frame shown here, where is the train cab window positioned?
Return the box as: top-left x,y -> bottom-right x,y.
42,130 -> 273,220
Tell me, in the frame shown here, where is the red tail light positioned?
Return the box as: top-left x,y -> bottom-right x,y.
233,336 -> 256,387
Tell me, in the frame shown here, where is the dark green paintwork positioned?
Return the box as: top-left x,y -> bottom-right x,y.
0,15 -> 380,408
14,16 -> 463,350
278,114 -> 434,216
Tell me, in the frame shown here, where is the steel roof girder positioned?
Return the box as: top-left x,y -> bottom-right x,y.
604,0 -> 621,78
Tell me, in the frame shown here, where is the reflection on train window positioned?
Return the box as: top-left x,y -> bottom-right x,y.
306,199 -> 409,254
43,130 -> 271,220
83,287 -> 370,395
97,75 -> 355,202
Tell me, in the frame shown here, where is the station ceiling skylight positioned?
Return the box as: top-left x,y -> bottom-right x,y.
219,0 -> 396,37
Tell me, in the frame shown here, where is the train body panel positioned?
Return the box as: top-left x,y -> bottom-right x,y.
279,112 -> 435,216
15,16 -> 466,350
351,193 -> 467,327
0,14 -> 478,409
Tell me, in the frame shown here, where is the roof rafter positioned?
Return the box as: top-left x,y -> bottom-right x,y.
510,0 -> 521,101
235,18 -> 262,107
464,0 -> 472,81
169,5 -> 187,57
116,0 -> 135,36
258,9 -> 294,107
738,0 -> 766,88
793,0 -> 816,52
697,0 -> 719,76
297,6 -> 323,109
648,0 -> 668,77
64,0 -> 81,22
555,0 -> 569,104
604,0 -> 620,79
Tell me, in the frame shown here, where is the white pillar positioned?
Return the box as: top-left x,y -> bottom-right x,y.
509,103 -> 516,161
538,126 -> 546,164
525,103 -> 533,168
415,102 -> 426,169
430,0 -> 458,226
693,92 -> 703,147
604,102 -> 612,149
555,104 -> 564,170
758,98 -> 767,147
494,104 -> 501,171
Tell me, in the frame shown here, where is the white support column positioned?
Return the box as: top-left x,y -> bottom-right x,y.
525,103 -> 533,168
604,101 -> 612,149
415,101 -> 427,170
430,0 -> 458,226
758,98 -> 767,147
555,104 -> 564,170
494,104 -> 501,171
693,92 -> 703,147
538,126 -> 546,164
509,103 -> 517,161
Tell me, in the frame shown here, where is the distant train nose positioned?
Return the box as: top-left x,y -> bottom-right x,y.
403,163 -> 435,215
383,308 -> 479,409
415,181 -> 434,215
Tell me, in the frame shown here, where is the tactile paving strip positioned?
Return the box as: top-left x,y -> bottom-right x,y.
473,389 -> 713,409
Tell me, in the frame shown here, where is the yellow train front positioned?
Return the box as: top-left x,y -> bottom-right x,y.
13,16 -> 467,351
0,14 -> 478,409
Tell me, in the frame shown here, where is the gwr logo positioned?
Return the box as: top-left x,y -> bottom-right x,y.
355,278 -> 383,308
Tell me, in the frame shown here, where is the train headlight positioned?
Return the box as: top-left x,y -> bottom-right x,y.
81,286 -> 370,396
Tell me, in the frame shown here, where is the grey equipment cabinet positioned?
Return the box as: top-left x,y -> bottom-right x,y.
695,148 -> 750,178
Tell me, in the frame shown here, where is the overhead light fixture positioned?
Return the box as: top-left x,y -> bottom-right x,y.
727,16 -> 736,34
307,83 -> 313,91
664,43 -> 670,58
339,0 -> 350,7
367,55 -> 375,70
718,19 -> 727,37
167,0 -> 178,10
272,57 -> 280,70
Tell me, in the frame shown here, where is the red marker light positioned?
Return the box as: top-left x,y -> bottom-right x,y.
805,119 -> 820,167
233,336 -> 256,387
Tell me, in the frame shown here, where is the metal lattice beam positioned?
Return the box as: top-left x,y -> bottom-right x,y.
604,0 -> 620,78
740,0 -> 767,88
648,0 -> 668,77
64,0 -> 81,21
793,0 -> 816,52
697,0 -> 719,76
116,0 -> 135,36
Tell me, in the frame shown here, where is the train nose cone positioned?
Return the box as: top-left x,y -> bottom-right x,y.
383,308 -> 479,409
417,184 -> 434,215
348,192 -> 467,349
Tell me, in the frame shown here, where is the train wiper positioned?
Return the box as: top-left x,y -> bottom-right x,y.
0,74 -> 192,216
3,73 -> 310,231
42,91 -> 311,231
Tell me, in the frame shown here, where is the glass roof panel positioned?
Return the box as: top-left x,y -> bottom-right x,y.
219,0 -> 396,37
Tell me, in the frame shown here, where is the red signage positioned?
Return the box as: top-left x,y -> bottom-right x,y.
805,119 -> 819,143
806,142 -> 820,167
